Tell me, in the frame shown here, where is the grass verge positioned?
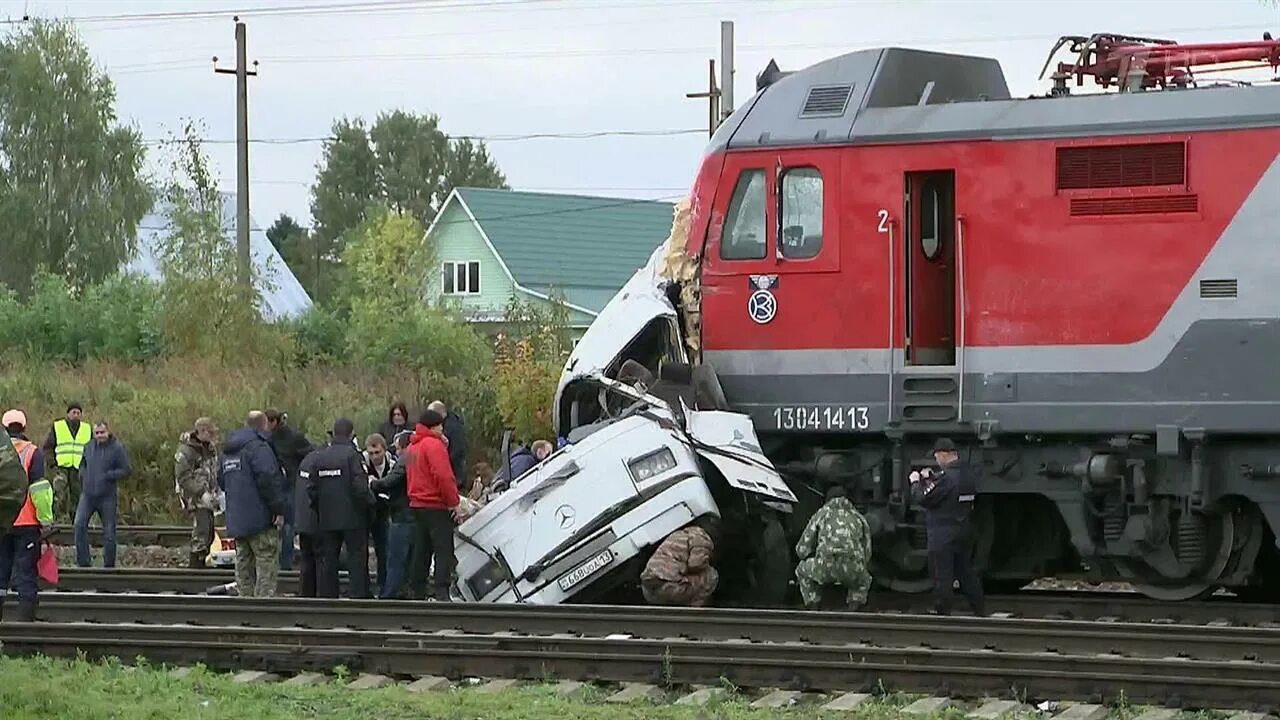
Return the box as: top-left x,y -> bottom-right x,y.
0,654 -> 1220,720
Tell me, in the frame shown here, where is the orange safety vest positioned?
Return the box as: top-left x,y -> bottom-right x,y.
11,439 -> 39,527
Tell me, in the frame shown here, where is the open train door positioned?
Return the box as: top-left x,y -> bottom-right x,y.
895,169 -> 964,427
905,170 -> 956,367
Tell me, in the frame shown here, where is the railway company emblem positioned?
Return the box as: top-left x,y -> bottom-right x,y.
748,290 -> 777,324
555,504 -> 576,529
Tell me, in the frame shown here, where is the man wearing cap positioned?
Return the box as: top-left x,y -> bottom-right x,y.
265,409 -> 315,573
297,418 -> 373,598
43,402 -> 89,524
175,417 -> 220,568
910,438 -> 985,616
218,411 -> 287,597
406,409 -> 461,601
2,409 -> 53,621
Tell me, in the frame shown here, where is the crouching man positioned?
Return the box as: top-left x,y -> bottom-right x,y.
639,517 -> 720,607
795,485 -> 874,610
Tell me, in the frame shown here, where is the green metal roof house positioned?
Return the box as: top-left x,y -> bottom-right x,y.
425,187 -> 676,333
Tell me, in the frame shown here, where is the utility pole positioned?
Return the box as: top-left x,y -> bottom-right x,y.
214,17 -> 258,288
720,20 -> 735,122
686,21 -> 736,137
685,58 -> 720,138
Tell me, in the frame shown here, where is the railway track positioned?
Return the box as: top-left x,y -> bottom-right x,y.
31,592 -> 1280,662
46,525 -> 192,547
3,609 -> 1277,710
45,568 -> 1278,626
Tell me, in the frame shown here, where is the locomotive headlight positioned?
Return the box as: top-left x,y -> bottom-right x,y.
628,447 -> 678,482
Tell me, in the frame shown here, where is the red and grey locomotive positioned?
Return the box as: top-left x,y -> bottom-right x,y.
661,33 -> 1280,601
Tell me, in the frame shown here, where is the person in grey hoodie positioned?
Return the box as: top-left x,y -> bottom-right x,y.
73,422 -> 131,568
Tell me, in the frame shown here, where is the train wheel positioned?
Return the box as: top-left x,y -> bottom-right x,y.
870,531 -> 933,593
1127,508 -> 1236,601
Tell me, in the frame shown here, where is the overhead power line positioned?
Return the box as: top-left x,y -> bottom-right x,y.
144,127 -> 706,145
135,191 -> 688,233
12,0 -> 562,25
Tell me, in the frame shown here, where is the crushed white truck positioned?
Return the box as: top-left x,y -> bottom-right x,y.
452,239 -> 797,606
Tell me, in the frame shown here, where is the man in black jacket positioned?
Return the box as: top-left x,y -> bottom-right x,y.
910,437 -> 985,616
266,409 -> 315,572
370,430 -> 413,599
362,433 -> 394,593
427,400 -> 468,492
298,418 -> 372,598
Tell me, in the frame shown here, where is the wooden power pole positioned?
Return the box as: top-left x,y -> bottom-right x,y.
214,17 -> 258,288
686,21 -> 736,137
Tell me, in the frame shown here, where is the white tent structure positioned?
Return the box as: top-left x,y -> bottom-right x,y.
123,192 -> 313,321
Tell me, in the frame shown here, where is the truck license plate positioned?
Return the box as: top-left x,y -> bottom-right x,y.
557,549 -> 614,592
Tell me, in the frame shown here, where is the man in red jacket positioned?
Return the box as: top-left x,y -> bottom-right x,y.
406,410 -> 461,601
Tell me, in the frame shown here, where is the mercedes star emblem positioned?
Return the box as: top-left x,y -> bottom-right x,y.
555,504 -> 576,529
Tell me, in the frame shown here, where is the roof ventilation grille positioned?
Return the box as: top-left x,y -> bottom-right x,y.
801,84 -> 854,118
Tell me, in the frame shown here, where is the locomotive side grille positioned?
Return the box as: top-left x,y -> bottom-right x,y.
1199,278 -> 1238,299
1069,194 -> 1198,216
800,84 -> 854,117
1056,142 -> 1186,190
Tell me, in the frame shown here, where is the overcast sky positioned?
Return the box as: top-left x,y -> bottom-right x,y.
3,0 -> 1278,228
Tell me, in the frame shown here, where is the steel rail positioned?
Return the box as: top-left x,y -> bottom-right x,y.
46,525 -> 193,547
47,568 -> 338,594
2,621 -> 1277,710
31,592 -> 1280,663
46,568 -> 1277,625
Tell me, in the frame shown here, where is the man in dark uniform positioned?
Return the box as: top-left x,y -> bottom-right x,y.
297,418 -> 372,599
911,437 -> 985,616
293,449 -> 322,599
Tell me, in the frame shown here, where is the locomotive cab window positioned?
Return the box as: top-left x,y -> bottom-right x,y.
721,169 -> 767,260
780,167 -> 823,260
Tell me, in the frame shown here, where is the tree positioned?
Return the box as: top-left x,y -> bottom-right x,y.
266,213 -> 307,255
266,213 -> 334,301
342,204 -> 433,315
309,118 -> 378,248
307,110 -> 509,299
0,19 -> 152,295
154,120 -> 277,361
492,293 -> 573,443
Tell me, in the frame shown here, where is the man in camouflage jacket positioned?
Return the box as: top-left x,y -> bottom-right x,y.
639,517 -> 720,606
175,417 -> 219,568
795,485 -> 874,609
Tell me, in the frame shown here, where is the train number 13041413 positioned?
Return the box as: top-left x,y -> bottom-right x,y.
772,406 -> 871,431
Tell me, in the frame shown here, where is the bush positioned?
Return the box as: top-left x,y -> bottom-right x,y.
0,272 -> 166,364
0,357 -> 502,523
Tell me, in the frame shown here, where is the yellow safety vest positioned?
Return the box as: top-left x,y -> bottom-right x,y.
53,419 -> 90,469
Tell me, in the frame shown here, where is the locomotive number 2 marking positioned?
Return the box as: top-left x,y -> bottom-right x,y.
773,406 -> 870,431
877,209 -> 889,234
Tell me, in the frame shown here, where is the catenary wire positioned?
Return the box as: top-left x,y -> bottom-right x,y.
134,191 -> 689,233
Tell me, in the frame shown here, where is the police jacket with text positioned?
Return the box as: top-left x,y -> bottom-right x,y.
913,460 -> 979,548
298,440 -> 372,533
217,428 -> 286,539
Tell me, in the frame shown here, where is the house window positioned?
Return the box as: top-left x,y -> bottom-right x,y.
442,261 -> 481,295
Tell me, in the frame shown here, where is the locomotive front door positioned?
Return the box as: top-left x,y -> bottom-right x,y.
904,170 -> 956,366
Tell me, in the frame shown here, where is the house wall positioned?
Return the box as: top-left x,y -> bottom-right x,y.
425,202 -> 520,318
426,201 -> 597,331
